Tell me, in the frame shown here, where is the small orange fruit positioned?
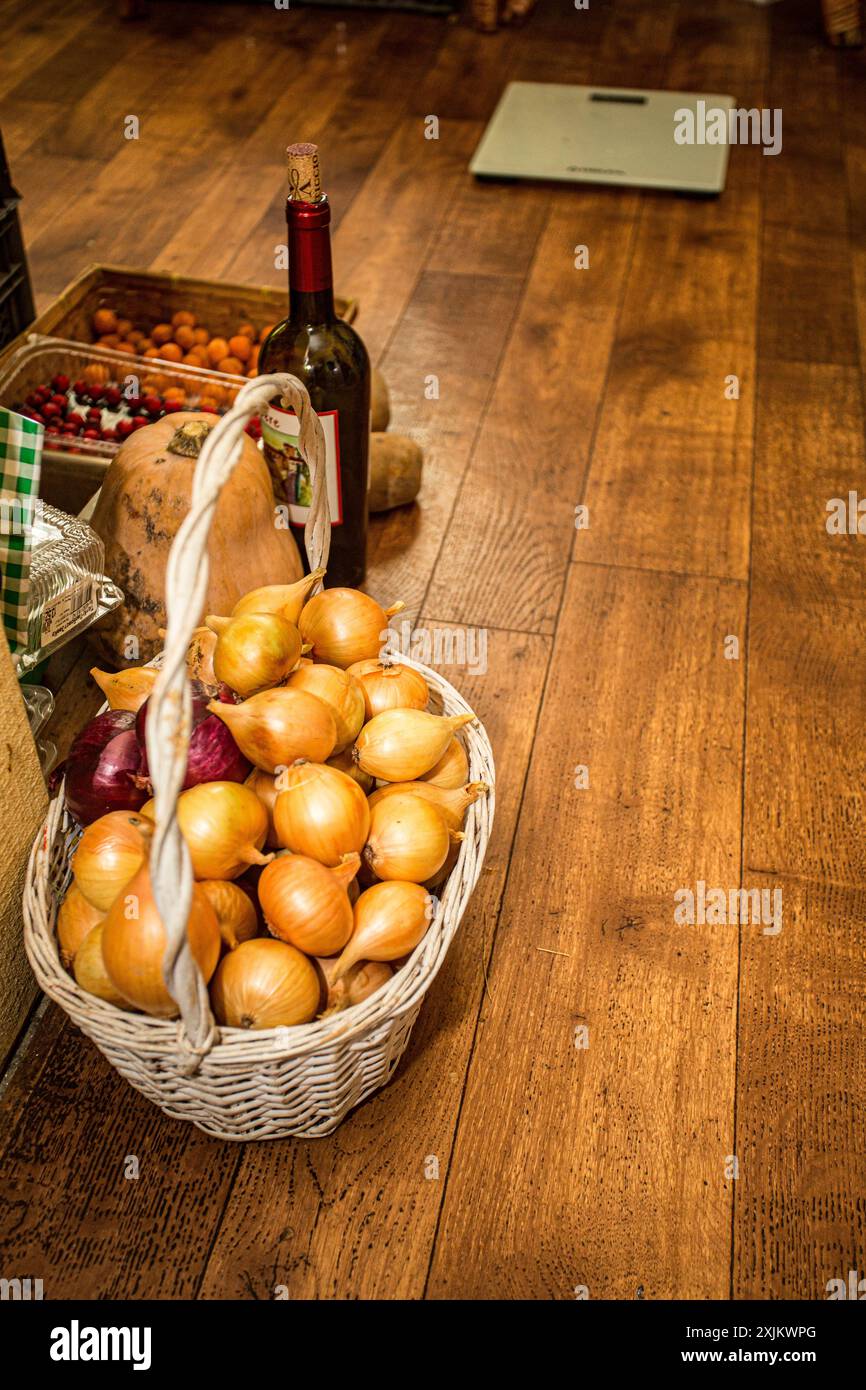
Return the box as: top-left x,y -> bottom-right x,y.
116,318 -> 133,338
217,357 -> 244,376
92,308 -> 118,336
151,323 -> 173,345
236,322 -> 256,340
158,341 -> 183,362
207,337 -> 229,366
84,363 -> 110,385
115,341 -> 137,354
173,324 -> 196,350
144,346 -> 163,358
258,323 -> 275,343
98,333 -> 121,348
228,335 -> 251,362
192,327 -> 209,346
163,386 -> 187,403
198,396 -> 219,413
172,310 -> 196,328
137,338 -> 154,352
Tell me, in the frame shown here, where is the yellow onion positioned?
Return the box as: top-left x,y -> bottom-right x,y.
327,746 -> 373,793
101,865 -> 220,1017
139,799 -> 155,820
299,588 -> 404,668
245,767 -> 281,848
425,839 -> 461,889
177,781 -> 272,879
354,709 -> 475,782
210,938 -> 320,1029
206,612 -> 302,698
199,879 -> 259,951
184,626 -> 219,691
57,885 -> 104,969
90,666 -> 158,712
73,922 -> 130,1008
315,955 -> 393,1015
259,852 -> 358,956
368,780 -> 489,832
72,810 -> 153,912
231,569 -> 325,625
207,688 -> 336,773
418,736 -> 470,789
273,759 -> 370,866
364,793 -> 460,883
332,881 -> 433,980
288,663 -> 365,753
347,659 -> 429,719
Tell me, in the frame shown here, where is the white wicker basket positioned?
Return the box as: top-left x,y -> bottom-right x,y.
22,374 -> 495,1140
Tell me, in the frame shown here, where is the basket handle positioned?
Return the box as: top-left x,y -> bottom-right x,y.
145,375 -> 329,1064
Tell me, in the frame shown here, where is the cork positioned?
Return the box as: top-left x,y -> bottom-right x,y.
286,142 -> 323,202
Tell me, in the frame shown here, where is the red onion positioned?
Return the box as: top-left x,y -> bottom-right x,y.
135,680 -> 250,792
63,710 -> 148,826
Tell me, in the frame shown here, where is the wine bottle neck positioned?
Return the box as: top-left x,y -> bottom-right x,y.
287,196 -> 335,324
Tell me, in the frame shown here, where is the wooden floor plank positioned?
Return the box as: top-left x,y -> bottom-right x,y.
427,564 -> 746,1298
197,626 -> 549,1300
732,873 -> 866,1298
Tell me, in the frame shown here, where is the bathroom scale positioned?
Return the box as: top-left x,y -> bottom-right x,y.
470,83 -> 737,195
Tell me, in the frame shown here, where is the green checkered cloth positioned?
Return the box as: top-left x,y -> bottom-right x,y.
0,407 -> 43,655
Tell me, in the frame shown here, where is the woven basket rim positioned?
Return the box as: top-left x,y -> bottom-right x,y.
24,651 -> 495,1066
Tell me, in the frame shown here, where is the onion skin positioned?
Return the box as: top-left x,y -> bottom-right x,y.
64,710 -> 148,825
101,866 -> 221,1017
353,709 -> 475,783
73,922 -> 130,1008
273,760 -> 371,866
327,746 -> 373,793
287,663 -> 365,754
315,956 -> 393,1015
210,938 -> 320,1029
199,879 -> 259,951
259,853 -> 357,956
207,688 -> 337,773
299,588 -> 403,669
364,793 -> 452,883
231,569 -> 325,625
332,881 -> 433,980
346,660 -> 429,719
57,885 -> 104,970
245,767 -> 281,848
90,666 -> 158,713
418,736 -> 470,790
207,611 -> 303,698
72,810 -> 153,911
176,781 -> 272,880
136,680 -> 250,792
367,779 -> 489,831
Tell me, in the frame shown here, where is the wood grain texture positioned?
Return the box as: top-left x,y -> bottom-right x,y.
1,0 -> 864,1303
426,564 -> 747,1299
732,874 -> 866,1299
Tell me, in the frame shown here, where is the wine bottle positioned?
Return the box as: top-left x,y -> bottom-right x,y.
258,142 -> 370,588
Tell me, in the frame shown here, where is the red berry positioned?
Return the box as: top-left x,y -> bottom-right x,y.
28,411 -> 46,425
141,395 -> 162,415
162,399 -> 183,413
115,418 -> 135,437
51,373 -> 70,393
87,407 -> 102,421
130,416 -> 148,430
125,395 -> 142,410
44,422 -> 62,435
72,379 -> 88,397
25,392 -> 41,408
104,387 -> 122,408
41,402 -> 60,419
83,428 -> 101,440
100,428 -> 117,442
51,394 -> 68,410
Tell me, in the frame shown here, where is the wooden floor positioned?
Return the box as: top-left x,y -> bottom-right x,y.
2,0 -> 865,1300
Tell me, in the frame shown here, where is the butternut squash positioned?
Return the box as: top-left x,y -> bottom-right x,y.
90,413 -> 302,667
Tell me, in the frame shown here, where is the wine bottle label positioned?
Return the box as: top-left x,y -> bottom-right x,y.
260,404 -> 343,525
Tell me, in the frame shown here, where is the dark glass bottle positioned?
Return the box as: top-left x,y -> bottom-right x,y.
258,149 -> 370,588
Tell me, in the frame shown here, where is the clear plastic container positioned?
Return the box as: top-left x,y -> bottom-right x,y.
14,501 -> 122,676
0,334 -> 246,470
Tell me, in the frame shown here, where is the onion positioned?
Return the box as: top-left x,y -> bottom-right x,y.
101,865 -> 221,1017
176,781 -> 272,879
135,680 -> 250,792
259,853 -> 358,956
419,736 -> 470,789
315,956 -> 393,1015
363,793 -> 455,883
57,885 -> 104,969
72,810 -> 153,911
207,687 -> 336,773
273,759 -> 370,866
64,710 -> 148,825
287,663 -> 366,752
346,659 -> 429,719
299,588 -> 404,668
73,922 -> 131,1008
210,938 -> 320,1029
332,881 -> 433,981
199,879 -> 259,951
353,709 -> 475,783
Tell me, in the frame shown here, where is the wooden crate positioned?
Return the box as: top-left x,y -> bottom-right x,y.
1,262 -> 357,365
